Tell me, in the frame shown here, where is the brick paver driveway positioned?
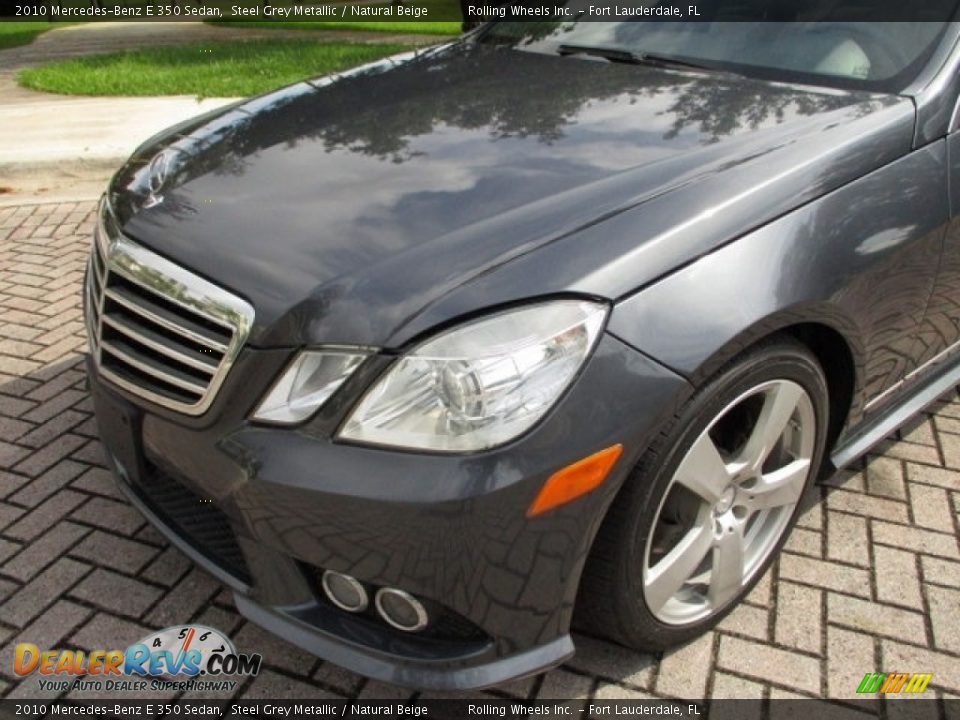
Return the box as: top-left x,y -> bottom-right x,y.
1,200 -> 959,706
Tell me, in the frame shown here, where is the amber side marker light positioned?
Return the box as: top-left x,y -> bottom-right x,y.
527,444 -> 624,518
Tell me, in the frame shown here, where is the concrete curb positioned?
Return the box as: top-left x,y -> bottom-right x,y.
0,193 -> 104,208
1,158 -> 123,175
0,159 -> 121,207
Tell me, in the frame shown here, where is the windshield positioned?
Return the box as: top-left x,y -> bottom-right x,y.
482,9 -> 958,92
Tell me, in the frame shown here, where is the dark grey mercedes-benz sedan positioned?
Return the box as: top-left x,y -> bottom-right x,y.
85,12 -> 960,689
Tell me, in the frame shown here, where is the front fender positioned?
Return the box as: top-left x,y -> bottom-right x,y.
607,141 -> 949,433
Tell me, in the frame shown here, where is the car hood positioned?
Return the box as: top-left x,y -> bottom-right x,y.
110,42 -> 915,349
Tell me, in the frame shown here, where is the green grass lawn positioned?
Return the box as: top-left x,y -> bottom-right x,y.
212,20 -> 461,35
208,0 -> 462,34
17,38 -> 412,97
0,21 -> 76,51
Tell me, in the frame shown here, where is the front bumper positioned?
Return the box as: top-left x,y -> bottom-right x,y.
85,334 -> 688,689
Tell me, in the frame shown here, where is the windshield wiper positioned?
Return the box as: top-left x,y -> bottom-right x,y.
557,43 -> 643,64
557,44 -> 738,76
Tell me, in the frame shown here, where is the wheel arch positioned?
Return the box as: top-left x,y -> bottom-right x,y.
685,313 -> 865,461
583,312 -> 864,594
780,322 -> 857,463
575,326 -> 843,642
613,304 -> 867,461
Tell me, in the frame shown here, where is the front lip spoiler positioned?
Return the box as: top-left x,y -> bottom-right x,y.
234,595 -> 575,691
110,456 -> 574,691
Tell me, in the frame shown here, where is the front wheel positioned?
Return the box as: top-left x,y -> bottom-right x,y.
578,338 -> 829,649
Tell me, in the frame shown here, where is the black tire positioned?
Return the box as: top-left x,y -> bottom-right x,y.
575,337 -> 829,650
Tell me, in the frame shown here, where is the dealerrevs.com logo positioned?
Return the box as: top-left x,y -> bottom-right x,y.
13,625 -> 262,693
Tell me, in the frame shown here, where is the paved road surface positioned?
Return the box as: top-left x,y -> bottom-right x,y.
0,200 -> 958,708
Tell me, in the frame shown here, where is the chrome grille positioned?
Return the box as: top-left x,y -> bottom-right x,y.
84,220 -> 107,354
84,200 -> 254,415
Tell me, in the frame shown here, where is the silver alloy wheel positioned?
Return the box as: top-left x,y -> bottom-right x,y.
642,379 -> 816,625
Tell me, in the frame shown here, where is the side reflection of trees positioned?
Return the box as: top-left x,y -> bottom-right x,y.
166,41 -> 870,182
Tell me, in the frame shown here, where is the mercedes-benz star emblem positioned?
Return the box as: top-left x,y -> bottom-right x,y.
148,151 -> 170,195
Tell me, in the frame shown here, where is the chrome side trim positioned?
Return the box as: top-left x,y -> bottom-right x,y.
833,353 -> 960,468
904,337 -> 960,381
863,379 -> 905,414
863,335 -> 960,413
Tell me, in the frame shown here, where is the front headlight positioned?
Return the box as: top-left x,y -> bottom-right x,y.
254,351 -> 368,424
339,300 -> 608,452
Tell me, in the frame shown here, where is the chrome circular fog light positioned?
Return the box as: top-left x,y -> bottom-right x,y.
321,571 -> 368,613
375,588 -> 429,632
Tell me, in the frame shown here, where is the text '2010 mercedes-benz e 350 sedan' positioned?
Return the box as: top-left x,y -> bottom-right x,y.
84,9 -> 960,689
